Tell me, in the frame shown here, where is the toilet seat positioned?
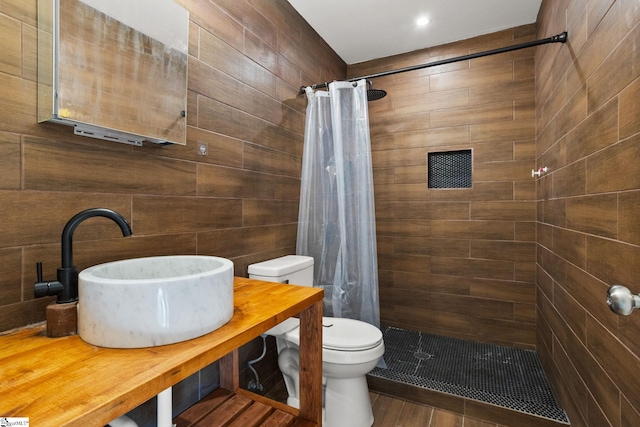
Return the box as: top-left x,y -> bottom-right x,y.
321,317 -> 383,351
279,316 -> 383,352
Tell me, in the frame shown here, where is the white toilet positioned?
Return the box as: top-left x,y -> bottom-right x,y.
248,255 -> 384,427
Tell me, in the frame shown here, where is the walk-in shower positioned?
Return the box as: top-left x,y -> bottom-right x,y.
297,30 -> 570,425
368,327 -> 569,424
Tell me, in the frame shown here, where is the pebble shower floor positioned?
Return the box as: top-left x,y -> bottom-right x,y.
368,326 -> 569,423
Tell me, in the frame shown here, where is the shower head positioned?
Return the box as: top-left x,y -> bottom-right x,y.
366,80 -> 387,101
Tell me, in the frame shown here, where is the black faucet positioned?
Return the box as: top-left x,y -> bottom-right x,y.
35,208 -> 132,303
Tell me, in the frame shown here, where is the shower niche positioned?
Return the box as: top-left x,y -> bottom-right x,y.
37,0 -> 189,146
427,149 -> 473,189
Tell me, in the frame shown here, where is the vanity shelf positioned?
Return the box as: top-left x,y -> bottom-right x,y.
0,277 -> 323,427
175,388 -> 316,427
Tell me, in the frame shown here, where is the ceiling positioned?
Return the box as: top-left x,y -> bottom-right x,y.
286,0 -> 543,64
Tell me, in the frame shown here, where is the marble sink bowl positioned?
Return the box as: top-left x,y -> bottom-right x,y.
78,255 -> 234,348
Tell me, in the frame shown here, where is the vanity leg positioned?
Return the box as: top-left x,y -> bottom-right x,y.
298,300 -> 323,425
220,349 -> 239,391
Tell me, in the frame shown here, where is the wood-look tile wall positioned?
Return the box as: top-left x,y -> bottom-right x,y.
0,0 -> 345,332
535,0 -> 640,426
349,26 -> 538,348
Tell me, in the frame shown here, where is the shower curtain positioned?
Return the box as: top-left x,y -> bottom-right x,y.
297,80 -> 381,329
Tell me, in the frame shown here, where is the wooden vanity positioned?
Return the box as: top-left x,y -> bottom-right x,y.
0,278 -> 323,427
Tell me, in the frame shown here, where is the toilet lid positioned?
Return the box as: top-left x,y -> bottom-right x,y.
321,317 -> 383,351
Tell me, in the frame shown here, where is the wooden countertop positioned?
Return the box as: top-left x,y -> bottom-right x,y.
0,277 -> 324,427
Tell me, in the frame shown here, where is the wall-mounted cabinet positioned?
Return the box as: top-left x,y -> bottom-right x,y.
38,0 -> 189,146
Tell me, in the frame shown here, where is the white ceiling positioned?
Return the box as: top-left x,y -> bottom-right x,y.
286,0 -> 543,64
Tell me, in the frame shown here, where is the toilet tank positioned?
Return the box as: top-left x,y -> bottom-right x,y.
248,255 -> 314,287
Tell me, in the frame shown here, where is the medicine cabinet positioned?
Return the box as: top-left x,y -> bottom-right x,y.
38,0 -> 189,146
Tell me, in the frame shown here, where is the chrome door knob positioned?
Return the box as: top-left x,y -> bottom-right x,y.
606,285 -> 640,316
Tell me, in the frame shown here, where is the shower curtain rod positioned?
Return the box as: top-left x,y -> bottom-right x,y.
300,31 -> 567,93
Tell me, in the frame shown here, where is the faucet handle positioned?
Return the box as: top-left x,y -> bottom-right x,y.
34,262 -> 64,299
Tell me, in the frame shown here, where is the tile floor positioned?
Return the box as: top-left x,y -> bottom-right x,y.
370,327 -> 567,423
370,392 -> 509,427
265,380 -> 512,426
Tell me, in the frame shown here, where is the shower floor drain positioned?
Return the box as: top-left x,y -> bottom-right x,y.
414,351 -> 432,360
369,326 -> 569,424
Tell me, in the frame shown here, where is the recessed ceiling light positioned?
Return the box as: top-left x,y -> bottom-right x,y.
416,16 -> 430,27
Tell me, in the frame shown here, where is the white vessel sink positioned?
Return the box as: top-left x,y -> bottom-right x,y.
78,255 -> 234,348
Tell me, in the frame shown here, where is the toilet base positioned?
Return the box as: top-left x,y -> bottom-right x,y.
324,376 -> 373,427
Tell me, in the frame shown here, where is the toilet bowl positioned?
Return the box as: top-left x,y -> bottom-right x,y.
248,255 -> 384,427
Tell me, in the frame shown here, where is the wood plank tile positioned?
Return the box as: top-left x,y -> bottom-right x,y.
552,160 -> 586,198
371,394 -> 404,426
197,227 -> 277,259
565,96 -> 618,164
198,164 -> 275,199
23,138 -> 197,195
471,201 -> 535,221
619,190 -> 640,245
587,133 -> 640,194
395,88 -> 469,115
0,70 -> 39,135
0,190 -> 132,248
393,237 -> 469,258
367,376 -> 465,416
464,418 -> 498,427
620,71 -> 640,139
470,279 -> 535,303
470,119 -> 535,143
552,227 -> 586,269
392,272 -> 471,295
564,263 -> 618,334
0,13 -> 22,76
465,398 -> 564,427
242,200 -> 298,227
566,194 -> 617,238
474,141 -> 514,163
430,62 -> 514,92
429,182 -> 514,202
553,284 -> 587,343
185,126 -> 244,168
0,248 -> 22,304
0,133 -> 20,190
474,159 -> 533,182
188,56 -> 244,110
395,401 -> 434,427
244,143 -> 301,177
430,102 -> 514,129
470,78 -> 534,105
588,312 -> 640,411
621,396 -> 640,427
586,235 -> 640,289
132,196 -> 242,235
587,18 -> 640,113
430,220 -> 514,240
22,21 -> 38,81
429,409 -> 462,427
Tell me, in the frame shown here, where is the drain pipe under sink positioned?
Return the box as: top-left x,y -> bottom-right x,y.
106,415 -> 138,427
106,387 -> 173,427
158,386 -> 175,427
